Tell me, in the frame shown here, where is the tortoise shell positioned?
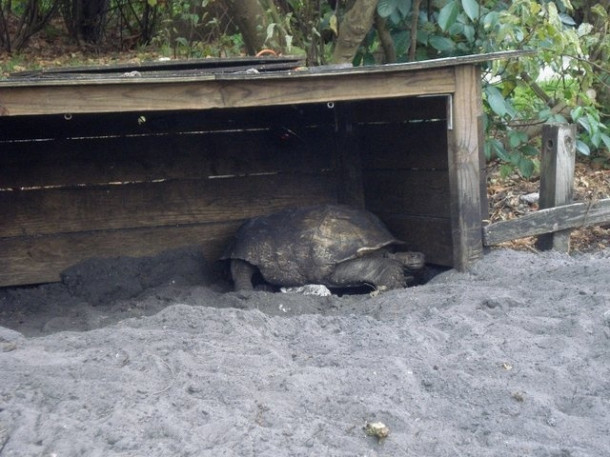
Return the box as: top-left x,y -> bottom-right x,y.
222,204 -> 405,287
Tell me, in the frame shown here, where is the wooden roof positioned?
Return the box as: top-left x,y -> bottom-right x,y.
0,50 -> 531,116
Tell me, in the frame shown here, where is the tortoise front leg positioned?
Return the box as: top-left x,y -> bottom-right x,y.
230,259 -> 257,291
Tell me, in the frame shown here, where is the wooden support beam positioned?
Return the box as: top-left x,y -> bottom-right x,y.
536,123 -> 576,252
483,198 -> 610,245
0,68 -> 456,116
447,65 -> 485,270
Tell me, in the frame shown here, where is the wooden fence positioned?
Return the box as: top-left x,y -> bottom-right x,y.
482,123 -> 610,251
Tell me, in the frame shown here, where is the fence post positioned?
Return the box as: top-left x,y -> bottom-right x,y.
535,123 -> 576,252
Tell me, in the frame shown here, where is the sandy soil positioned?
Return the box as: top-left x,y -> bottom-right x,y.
1,246 -> 609,456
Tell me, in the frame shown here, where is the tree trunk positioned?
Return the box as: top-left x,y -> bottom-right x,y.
331,0 -> 378,64
224,0 -> 267,55
374,13 -> 395,63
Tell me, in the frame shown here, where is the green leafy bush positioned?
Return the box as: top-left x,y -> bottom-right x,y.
371,0 -> 610,175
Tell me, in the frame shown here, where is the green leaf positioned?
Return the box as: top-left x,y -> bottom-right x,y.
438,1 -> 459,32
461,0 -> 480,22
601,133 -> 610,150
577,23 -> 594,37
570,106 -> 583,120
576,140 -> 590,155
577,116 -> 592,134
482,11 -> 499,31
398,0 -> 413,17
508,130 -> 528,148
591,4 -> 608,19
499,163 -> 513,179
559,13 -> 576,26
266,23 -> 276,42
518,157 -> 535,178
392,30 -> 410,55
485,86 -> 507,117
549,113 -> 568,124
521,145 -> 539,157
377,0 -> 399,18
489,138 -> 509,161
591,132 -> 601,148
463,24 -> 475,43
429,36 -> 456,52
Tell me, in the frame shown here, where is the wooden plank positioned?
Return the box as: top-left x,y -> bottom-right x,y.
363,170 -> 451,217
375,213 -> 453,266
483,198 -> 610,246
535,123 -> 576,252
0,68 -> 457,116
9,56 -> 304,78
0,174 -> 338,237
447,65 -> 484,270
0,222 -> 241,287
1,50 -> 534,86
360,121 -> 448,170
0,103 -> 335,141
350,96 -> 447,123
1,128 -> 335,188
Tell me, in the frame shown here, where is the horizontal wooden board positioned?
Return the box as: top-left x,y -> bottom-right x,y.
483,198 -> 610,245
0,222 -> 242,287
0,68 -> 457,116
1,127 -> 336,188
9,55 -> 304,78
0,173 -> 338,237
1,208 -> 454,287
0,103 -> 336,141
350,96 -> 447,124
360,121 -> 448,170
363,170 -> 451,218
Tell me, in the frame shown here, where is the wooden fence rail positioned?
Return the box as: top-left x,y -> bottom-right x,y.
483,198 -> 610,246
482,123 -> 610,250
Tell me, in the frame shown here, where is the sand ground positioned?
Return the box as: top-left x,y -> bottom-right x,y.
1,247 -> 609,456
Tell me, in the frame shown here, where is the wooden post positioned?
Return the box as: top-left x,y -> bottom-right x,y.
536,123 -> 576,252
448,65 -> 485,270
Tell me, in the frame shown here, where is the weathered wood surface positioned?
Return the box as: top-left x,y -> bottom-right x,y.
0,222 -> 240,287
536,123 -> 577,252
1,129 -> 335,188
364,170 -> 450,217
377,214 -> 453,266
483,198 -> 610,246
359,121 -> 448,170
350,95 -> 447,124
0,174 -> 338,238
0,103 -> 334,141
0,53 -> 511,285
447,65 -> 485,270
0,68 -> 457,116
0,51 -> 531,117
8,55 -> 304,78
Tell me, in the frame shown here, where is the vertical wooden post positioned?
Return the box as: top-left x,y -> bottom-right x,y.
448,65 -> 485,271
536,123 -> 576,252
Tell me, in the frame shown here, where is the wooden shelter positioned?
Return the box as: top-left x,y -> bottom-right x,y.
0,51 -> 525,287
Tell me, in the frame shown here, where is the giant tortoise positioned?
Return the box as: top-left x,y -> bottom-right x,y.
222,204 -> 425,292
